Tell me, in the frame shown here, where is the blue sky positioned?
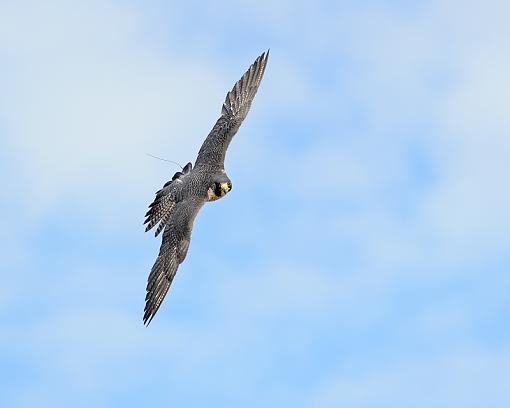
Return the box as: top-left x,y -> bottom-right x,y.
1,0 -> 510,406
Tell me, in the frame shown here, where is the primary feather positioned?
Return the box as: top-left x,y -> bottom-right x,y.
195,50 -> 269,170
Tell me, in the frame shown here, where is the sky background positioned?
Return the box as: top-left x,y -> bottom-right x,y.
1,0 -> 510,406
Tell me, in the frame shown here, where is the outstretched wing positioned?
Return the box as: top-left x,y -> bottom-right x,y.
144,162 -> 192,237
143,196 -> 204,325
195,50 -> 269,170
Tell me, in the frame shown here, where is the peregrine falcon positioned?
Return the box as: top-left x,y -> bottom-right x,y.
143,51 -> 269,325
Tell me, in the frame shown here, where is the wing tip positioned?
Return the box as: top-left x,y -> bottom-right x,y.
143,298 -> 158,326
259,49 -> 269,64
143,313 -> 154,326
221,49 -> 269,118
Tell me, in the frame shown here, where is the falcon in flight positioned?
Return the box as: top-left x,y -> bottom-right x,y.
143,51 -> 269,325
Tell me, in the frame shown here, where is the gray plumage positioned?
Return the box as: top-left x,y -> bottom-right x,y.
143,51 -> 269,325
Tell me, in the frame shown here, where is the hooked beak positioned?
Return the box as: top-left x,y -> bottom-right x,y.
220,182 -> 231,196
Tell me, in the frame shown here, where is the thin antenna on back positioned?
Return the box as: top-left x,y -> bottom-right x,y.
146,153 -> 184,170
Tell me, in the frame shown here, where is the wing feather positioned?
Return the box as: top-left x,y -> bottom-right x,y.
195,50 -> 269,169
144,162 -> 192,237
143,228 -> 181,325
143,197 -> 203,325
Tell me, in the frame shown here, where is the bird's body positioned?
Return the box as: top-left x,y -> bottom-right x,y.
143,51 -> 269,325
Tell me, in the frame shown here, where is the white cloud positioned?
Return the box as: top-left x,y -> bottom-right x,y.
0,0 -> 247,227
425,39 -> 510,254
268,0 -> 510,262
1,1 -> 510,406
313,346 -> 510,407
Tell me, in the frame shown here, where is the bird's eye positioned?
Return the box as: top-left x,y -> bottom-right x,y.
214,182 -> 222,196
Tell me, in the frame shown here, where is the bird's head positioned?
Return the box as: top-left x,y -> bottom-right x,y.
207,177 -> 232,201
